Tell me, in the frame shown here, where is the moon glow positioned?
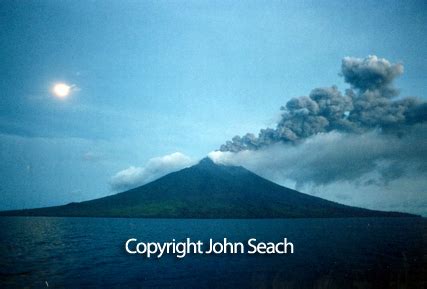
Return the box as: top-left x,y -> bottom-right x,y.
52,83 -> 71,98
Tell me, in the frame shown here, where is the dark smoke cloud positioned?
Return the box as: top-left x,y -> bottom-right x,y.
220,56 -> 426,152
341,55 -> 403,96
214,56 -> 427,215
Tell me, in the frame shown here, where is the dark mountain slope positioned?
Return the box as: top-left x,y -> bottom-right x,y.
0,158 -> 417,218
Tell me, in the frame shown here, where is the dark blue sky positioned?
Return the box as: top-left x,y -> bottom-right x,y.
0,0 -> 426,213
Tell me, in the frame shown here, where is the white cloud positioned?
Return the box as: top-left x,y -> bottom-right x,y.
110,152 -> 194,191
210,126 -> 427,215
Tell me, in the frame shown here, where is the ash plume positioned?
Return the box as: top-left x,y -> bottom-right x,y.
214,56 -> 427,215
220,56 -> 426,152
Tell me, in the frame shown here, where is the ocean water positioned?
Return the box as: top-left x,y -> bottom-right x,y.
0,217 -> 424,289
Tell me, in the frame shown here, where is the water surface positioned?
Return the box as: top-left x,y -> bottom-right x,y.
0,217 -> 424,288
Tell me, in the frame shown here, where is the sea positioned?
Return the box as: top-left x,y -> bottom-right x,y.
0,217 -> 424,289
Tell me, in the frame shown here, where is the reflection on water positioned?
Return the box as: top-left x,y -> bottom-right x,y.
0,217 -> 424,289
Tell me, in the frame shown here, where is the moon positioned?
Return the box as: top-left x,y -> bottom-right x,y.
52,83 -> 71,98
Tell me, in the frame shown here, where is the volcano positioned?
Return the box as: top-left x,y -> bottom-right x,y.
0,158 -> 416,218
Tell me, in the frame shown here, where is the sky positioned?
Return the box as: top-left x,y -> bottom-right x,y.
0,0 -> 426,215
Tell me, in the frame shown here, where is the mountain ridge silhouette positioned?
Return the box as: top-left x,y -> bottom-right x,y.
0,157 -> 418,218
